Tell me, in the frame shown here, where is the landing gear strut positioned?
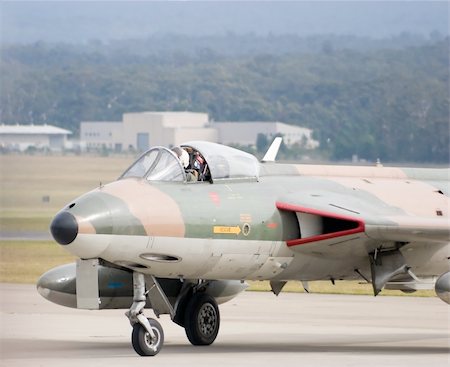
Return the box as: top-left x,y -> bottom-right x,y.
126,273 -> 221,356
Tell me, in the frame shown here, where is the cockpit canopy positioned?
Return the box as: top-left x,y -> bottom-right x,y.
120,141 -> 259,183
120,147 -> 185,182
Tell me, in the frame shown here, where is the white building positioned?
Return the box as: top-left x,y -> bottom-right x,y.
122,112 -> 217,150
80,121 -> 123,151
215,121 -> 319,149
0,124 -> 72,151
81,112 -> 217,152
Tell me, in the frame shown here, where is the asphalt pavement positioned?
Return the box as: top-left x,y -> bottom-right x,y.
0,283 -> 448,367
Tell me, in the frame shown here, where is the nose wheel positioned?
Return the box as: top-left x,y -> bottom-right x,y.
131,318 -> 164,356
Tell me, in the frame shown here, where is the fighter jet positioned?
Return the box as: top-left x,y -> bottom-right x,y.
38,139 -> 450,356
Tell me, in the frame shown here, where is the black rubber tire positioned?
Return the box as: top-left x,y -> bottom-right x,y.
131,318 -> 164,356
184,293 -> 220,346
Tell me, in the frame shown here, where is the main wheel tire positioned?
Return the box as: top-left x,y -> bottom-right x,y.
184,293 -> 220,346
131,318 -> 164,356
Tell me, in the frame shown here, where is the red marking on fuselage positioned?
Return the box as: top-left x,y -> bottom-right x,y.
266,222 -> 278,229
209,192 -> 220,206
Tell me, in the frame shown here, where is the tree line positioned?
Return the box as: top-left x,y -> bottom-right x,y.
1,35 -> 449,163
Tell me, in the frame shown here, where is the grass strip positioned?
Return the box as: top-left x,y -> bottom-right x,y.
247,280 -> 435,297
0,240 -> 76,283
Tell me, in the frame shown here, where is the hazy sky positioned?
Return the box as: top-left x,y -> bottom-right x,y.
1,1 -> 449,44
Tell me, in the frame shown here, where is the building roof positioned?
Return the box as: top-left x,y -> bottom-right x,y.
0,124 -> 72,135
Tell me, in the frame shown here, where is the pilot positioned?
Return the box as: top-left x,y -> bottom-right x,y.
172,147 -> 197,182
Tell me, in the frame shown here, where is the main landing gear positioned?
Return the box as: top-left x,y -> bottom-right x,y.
126,272 -> 220,356
184,293 -> 220,345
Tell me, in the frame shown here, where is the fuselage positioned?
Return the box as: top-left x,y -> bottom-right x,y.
53,160 -> 450,283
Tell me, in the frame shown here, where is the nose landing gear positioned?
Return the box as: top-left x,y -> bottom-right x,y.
126,272 -> 164,356
126,272 -> 221,356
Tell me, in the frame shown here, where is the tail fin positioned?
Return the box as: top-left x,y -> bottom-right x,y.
262,137 -> 282,162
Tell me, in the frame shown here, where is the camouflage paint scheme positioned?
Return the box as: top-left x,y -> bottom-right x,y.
56,142 -> 449,291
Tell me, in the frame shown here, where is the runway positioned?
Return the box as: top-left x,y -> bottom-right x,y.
0,283 -> 448,367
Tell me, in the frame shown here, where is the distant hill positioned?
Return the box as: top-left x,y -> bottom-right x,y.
1,37 -> 448,163
1,1 -> 448,163
1,1 -> 448,44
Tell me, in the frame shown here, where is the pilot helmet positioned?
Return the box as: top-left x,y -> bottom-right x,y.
172,147 -> 190,168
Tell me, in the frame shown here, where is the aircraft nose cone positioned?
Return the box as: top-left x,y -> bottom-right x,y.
50,211 -> 78,245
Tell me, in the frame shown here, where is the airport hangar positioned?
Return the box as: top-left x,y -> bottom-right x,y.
0,124 -> 72,151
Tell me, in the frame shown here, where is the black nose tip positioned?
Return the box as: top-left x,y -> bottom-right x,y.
50,211 -> 78,245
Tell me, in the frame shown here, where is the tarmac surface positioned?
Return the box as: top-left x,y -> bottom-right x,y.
0,283 -> 449,367
0,231 -> 51,241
